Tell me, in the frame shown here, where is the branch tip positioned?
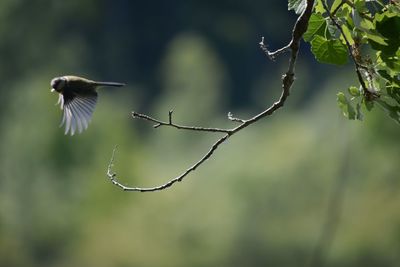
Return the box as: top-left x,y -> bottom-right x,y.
131,111 -> 139,119
228,112 -> 246,123
168,109 -> 174,124
106,0 -> 315,192
259,36 -> 265,46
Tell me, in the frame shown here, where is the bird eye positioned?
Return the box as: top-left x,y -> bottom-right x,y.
51,77 -> 66,92
51,78 -> 60,89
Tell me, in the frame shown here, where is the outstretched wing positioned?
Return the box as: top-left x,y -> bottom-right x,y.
58,91 -> 98,136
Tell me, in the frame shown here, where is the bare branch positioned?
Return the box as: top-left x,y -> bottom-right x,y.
259,36 -> 291,61
107,135 -> 230,192
106,0 -> 315,192
227,112 -> 246,123
132,111 -> 231,134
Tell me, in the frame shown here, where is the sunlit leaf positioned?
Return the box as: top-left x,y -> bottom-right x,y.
341,24 -> 355,45
314,0 -> 326,14
330,0 -> 342,13
303,13 -> 327,42
366,32 -> 388,46
311,36 -> 348,65
348,86 -> 361,96
360,17 -> 374,30
354,0 -> 368,13
335,3 -> 352,18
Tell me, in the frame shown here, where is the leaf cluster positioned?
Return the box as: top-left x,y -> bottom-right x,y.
291,0 -> 400,123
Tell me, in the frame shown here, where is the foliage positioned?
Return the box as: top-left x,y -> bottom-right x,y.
302,0 -> 400,124
289,0 -> 309,14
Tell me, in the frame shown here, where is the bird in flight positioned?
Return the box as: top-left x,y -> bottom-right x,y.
51,75 -> 125,135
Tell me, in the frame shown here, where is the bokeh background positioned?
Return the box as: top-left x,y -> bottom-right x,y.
0,1 -> 399,266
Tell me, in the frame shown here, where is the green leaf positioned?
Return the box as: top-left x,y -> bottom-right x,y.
303,13 -> 327,42
387,3 -> 400,14
376,99 -> 400,124
335,3 -> 352,18
346,12 -> 355,28
378,69 -> 400,87
311,36 -> 349,65
314,0 -> 325,14
326,20 -> 338,37
366,32 -> 388,46
353,0 -> 368,14
386,84 -> 400,105
356,102 -> 363,121
341,24 -> 355,45
373,11 -> 400,55
330,0 -> 343,13
360,18 -> 374,30
379,50 -> 400,74
337,92 -> 356,120
353,28 -> 371,45
362,98 -> 374,111
348,86 -> 361,96
288,0 -> 307,14
375,11 -> 400,39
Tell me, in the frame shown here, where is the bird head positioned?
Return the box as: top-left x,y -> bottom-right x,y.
50,77 -> 67,93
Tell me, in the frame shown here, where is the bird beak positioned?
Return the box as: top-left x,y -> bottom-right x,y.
51,88 -> 55,92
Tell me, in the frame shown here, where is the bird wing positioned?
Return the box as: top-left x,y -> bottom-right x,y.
58,91 -> 98,136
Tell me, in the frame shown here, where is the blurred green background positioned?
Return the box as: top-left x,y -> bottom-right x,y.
0,1 -> 399,266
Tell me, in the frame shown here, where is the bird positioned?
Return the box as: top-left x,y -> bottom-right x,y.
50,75 -> 125,136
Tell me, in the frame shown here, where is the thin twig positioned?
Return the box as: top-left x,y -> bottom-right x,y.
321,1 -> 379,100
106,0 -> 315,192
132,111 -> 231,134
259,36 -> 291,61
227,112 -> 246,123
107,135 -> 230,192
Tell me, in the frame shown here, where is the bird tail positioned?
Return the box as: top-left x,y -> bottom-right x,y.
94,81 -> 126,87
